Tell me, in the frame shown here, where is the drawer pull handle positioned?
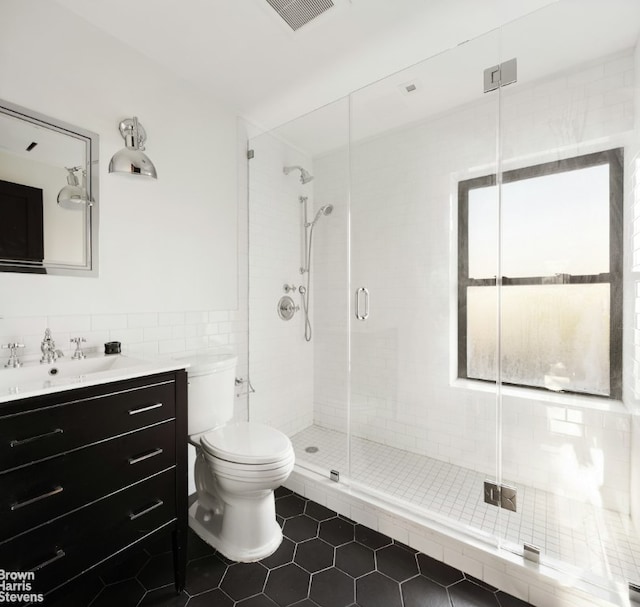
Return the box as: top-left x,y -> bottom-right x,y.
11,485 -> 64,511
128,402 -> 163,415
129,499 -> 164,521
29,548 -> 66,572
128,447 -> 164,465
10,428 -> 63,448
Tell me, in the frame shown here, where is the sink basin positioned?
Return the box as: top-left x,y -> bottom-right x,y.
0,354 -> 186,403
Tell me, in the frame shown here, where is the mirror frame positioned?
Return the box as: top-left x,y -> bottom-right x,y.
0,98 -> 99,277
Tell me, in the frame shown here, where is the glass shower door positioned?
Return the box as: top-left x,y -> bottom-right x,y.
496,0 -> 640,595
347,29 -> 505,542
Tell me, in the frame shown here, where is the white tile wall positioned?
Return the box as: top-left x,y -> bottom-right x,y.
310,49 -> 637,514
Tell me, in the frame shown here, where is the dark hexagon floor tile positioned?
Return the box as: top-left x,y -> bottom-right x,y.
335,542 -> 375,579
295,538 -> 335,573
187,588 -> 234,607
394,540 -> 418,553
305,501 -> 336,522
187,529 -> 217,561
375,544 -> 418,582
354,525 -> 392,550
275,486 -> 294,499
46,573 -> 103,607
496,591 -> 534,607
291,601 -> 321,607
466,574 -> 497,592
261,537 -> 296,569
417,553 -> 464,586
138,552 -> 176,591
221,561 -> 268,601
264,563 -> 311,606
100,549 -> 148,584
309,568 -> 355,607
184,554 -> 228,596
277,494 -> 308,518
137,585 -> 189,606
283,515 -> 319,543
237,593 -> 280,607
356,571 -> 402,607
318,517 -> 354,546
449,579 -> 500,607
91,578 -> 145,607
401,575 -> 450,607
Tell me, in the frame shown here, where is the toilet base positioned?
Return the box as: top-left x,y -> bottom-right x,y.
188,499 -> 283,563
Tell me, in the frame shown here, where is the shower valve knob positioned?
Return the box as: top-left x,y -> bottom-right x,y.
283,283 -> 297,293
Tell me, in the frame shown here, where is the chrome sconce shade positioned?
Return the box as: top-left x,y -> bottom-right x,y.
108,116 -> 157,179
57,166 -> 89,209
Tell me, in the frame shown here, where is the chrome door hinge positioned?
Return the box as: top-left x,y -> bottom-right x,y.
247,149 -> 255,160
483,481 -> 517,512
483,58 -> 517,93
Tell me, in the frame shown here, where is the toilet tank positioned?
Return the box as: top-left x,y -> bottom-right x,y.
177,352 -> 238,435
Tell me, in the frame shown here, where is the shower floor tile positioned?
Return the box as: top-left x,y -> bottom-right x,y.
291,424 -> 640,585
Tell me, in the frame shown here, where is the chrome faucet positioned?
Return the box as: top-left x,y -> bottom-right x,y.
40,328 -> 64,364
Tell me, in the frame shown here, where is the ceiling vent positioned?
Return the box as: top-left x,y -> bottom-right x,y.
266,0 -> 335,31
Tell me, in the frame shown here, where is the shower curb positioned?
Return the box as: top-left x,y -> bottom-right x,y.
284,466 -> 629,607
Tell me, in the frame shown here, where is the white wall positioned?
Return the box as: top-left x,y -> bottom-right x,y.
0,0 -> 237,318
0,0 -> 246,383
311,49 -> 636,513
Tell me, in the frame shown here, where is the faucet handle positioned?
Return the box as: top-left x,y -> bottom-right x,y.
70,337 -> 86,360
2,343 -> 24,368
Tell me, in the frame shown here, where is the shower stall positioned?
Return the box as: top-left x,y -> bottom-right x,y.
247,1 -> 640,603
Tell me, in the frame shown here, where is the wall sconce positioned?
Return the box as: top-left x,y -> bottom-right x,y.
108,116 -> 157,179
57,166 -> 89,209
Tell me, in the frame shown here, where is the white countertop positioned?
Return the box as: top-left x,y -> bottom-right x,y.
0,354 -> 190,404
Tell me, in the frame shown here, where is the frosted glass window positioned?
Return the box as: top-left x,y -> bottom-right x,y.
467,285 -> 610,396
458,149 -> 622,398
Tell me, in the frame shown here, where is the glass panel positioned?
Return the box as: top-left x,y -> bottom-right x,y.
247,97 -> 350,479
498,0 -> 640,593
468,284 -> 610,395
348,29 -> 502,541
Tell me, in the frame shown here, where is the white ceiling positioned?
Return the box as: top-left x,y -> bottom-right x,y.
52,0 -> 561,129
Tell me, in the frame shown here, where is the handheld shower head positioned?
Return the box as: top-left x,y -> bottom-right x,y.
283,165 -> 314,184
310,204 -> 334,226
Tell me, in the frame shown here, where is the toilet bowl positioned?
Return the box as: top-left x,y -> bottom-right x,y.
178,352 -> 295,562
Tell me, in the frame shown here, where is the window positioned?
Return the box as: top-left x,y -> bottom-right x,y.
458,149 -> 622,399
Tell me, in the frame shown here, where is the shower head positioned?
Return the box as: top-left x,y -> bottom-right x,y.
310,204 -> 334,226
283,165 -> 314,184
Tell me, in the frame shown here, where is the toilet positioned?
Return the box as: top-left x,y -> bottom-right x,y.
181,352 -> 295,562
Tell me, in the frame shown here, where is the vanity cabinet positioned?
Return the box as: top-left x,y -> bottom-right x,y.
0,369 -> 188,602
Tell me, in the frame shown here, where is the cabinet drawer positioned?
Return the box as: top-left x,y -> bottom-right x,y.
0,380 -> 175,472
0,421 -> 176,543
0,469 -> 176,597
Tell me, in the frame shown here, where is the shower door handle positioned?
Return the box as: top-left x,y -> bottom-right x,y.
355,287 -> 369,321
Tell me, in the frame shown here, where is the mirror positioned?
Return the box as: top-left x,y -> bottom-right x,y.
0,99 -> 98,276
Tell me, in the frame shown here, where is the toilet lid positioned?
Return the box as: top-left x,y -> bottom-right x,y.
201,422 -> 293,465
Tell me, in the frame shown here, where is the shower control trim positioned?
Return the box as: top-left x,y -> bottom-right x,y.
355,287 -> 369,321
277,295 -> 299,321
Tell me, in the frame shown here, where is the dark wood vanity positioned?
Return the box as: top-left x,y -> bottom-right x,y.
0,369 -> 188,603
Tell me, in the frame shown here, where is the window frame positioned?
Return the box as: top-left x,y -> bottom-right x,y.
457,148 -> 623,399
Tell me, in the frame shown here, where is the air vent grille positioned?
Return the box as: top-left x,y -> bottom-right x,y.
266,0 -> 335,31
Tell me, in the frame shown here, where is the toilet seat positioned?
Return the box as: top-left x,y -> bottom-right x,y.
200,421 -> 293,465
